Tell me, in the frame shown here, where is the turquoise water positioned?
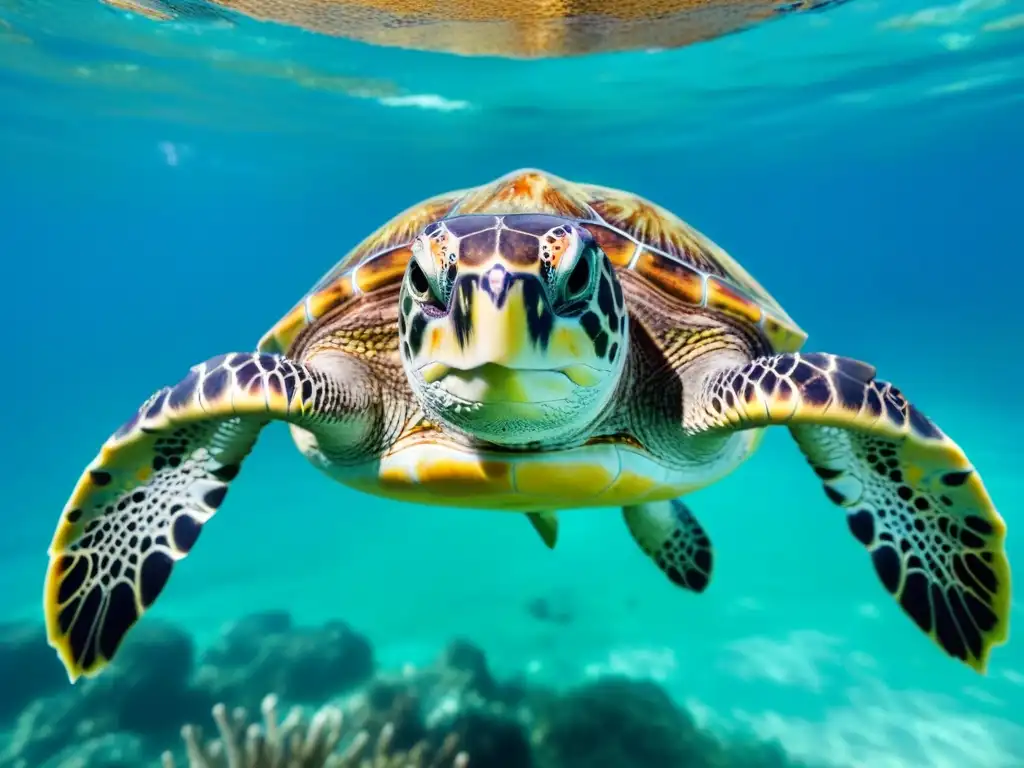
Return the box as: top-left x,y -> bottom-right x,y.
3,0 -> 1024,766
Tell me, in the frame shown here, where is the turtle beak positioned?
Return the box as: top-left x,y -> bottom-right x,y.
471,273 -> 540,364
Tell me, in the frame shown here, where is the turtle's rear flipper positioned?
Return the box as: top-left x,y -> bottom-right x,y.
526,511 -> 559,549
688,352 -> 1010,673
45,352 -> 348,682
623,498 -> 713,593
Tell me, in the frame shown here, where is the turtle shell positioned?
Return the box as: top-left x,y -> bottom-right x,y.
258,169 -> 807,356
110,0 -> 848,58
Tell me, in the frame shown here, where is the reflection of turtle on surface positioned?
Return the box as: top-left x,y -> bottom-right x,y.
104,0 -> 850,57
46,169 -> 1010,685
102,0 -> 234,23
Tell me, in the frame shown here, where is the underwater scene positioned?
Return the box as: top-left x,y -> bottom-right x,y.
2,0 -> 1024,766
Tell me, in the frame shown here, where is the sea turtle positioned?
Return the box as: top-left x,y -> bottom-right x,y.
45,169 -> 1010,683
105,0 -> 849,57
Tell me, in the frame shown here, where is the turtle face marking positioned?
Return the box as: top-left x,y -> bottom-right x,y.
398,213 -> 629,447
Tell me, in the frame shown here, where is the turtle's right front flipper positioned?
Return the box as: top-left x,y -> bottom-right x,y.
686,352 -> 1010,673
45,352 -> 379,683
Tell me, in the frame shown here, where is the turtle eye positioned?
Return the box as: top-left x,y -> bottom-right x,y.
407,260 -> 446,311
408,260 -> 433,300
563,247 -> 593,302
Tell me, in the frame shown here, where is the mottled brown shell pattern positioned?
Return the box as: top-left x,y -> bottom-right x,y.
258,169 -> 807,356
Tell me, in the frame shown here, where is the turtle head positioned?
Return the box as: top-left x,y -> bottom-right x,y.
398,213 -> 629,447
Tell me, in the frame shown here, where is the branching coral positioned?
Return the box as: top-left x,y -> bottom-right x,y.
161,694 -> 469,768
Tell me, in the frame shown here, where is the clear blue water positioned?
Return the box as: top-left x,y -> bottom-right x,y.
2,0 -> 1024,765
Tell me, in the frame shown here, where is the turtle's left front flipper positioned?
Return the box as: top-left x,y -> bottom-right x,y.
687,352 -> 1010,673
46,352 -> 379,683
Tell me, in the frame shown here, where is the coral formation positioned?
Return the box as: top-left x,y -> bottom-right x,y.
0,609 -> 814,768
194,612 -> 374,711
0,620 -> 68,720
0,620 -> 208,768
30,732 -> 145,768
161,694 -> 468,768
531,677 -> 806,768
337,639 -> 534,768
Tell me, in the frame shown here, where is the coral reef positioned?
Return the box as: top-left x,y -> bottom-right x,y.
0,620 -> 208,768
0,610 -> 815,768
336,639 -> 533,768
531,676 -> 806,768
194,612 -> 374,712
161,694 -> 468,768
0,620 -> 68,720
31,732 -> 145,768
